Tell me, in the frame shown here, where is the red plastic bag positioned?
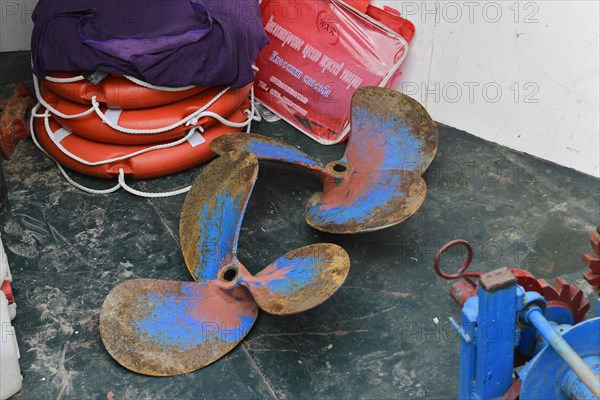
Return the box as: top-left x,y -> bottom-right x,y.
255,0 -> 412,144
344,0 -> 370,13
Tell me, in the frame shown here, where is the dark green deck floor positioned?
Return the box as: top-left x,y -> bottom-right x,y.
1,113 -> 599,399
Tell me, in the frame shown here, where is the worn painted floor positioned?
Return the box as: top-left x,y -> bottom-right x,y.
1,99 -> 599,399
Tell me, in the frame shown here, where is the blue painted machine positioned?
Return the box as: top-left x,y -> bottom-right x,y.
456,268 -> 598,399
435,241 -> 599,400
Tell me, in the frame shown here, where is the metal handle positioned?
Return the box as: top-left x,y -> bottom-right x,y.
434,240 -> 480,286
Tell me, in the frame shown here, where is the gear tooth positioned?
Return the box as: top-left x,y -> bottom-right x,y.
555,277 -> 571,301
570,285 -> 589,321
583,253 -> 600,274
538,278 -> 550,290
580,298 -> 590,317
555,276 -> 568,287
591,232 -> 600,256
583,270 -> 600,286
571,285 -> 583,305
537,279 -> 556,298
536,277 -> 589,324
572,282 -> 589,322
584,226 -> 600,294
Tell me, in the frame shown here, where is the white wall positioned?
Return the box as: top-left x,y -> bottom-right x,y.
375,0 -> 600,177
0,0 -> 37,51
2,0 -> 599,177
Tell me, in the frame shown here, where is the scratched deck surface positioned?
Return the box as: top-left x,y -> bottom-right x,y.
1,88 -> 599,399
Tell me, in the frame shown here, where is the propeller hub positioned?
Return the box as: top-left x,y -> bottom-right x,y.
221,267 -> 238,282
323,161 -> 353,187
218,265 -> 239,287
217,260 -> 248,290
326,161 -> 352,175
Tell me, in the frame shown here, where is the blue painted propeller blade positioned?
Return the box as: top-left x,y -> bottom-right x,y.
211,133 -> 323,171
344,87 -> 438,175
238,243 -> 350,315
180,151 -> 258,282
306,169 -> 427,234
100,278 -> 258,376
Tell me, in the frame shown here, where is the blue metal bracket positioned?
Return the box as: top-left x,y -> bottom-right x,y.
457,268 -> 521,400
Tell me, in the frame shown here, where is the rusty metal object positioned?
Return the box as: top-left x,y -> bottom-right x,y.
179,150 -> 257,282
433,240 -> 478,283
433,240 -> 589,323
211,87 -> 438,234
237,243 -> 349,315
100,151 -> 350,376
0,82 -> 34,159
100,279 -> 258,376
499,379 -> 522,400
479,268 -> 517,292
583,225 -> 600,295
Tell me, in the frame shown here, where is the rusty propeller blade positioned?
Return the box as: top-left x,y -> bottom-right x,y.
211,87 -> 438,234
100,151 -> 350,376
179,151 -> 258,282
213,133 -> 323,172
100,279 -> 258,376
345,86 -> 438,175
306,169 -> 427,234
218,243 -> 350,315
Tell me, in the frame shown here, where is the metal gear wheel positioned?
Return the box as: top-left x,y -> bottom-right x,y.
536,276 -> 590,324
582,224 -> 600,295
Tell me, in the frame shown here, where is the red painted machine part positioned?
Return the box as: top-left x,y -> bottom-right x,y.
1,280 -> 13,304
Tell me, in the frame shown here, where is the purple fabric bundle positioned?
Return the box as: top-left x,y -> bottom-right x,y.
31,0 -> 269,88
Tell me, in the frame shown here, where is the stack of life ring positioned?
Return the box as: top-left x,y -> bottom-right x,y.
30,72 -> 257,196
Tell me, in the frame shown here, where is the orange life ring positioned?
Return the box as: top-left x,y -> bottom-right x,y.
45,72 -> 208,109
33,106 -> 248,179
40,83 -> 252,145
